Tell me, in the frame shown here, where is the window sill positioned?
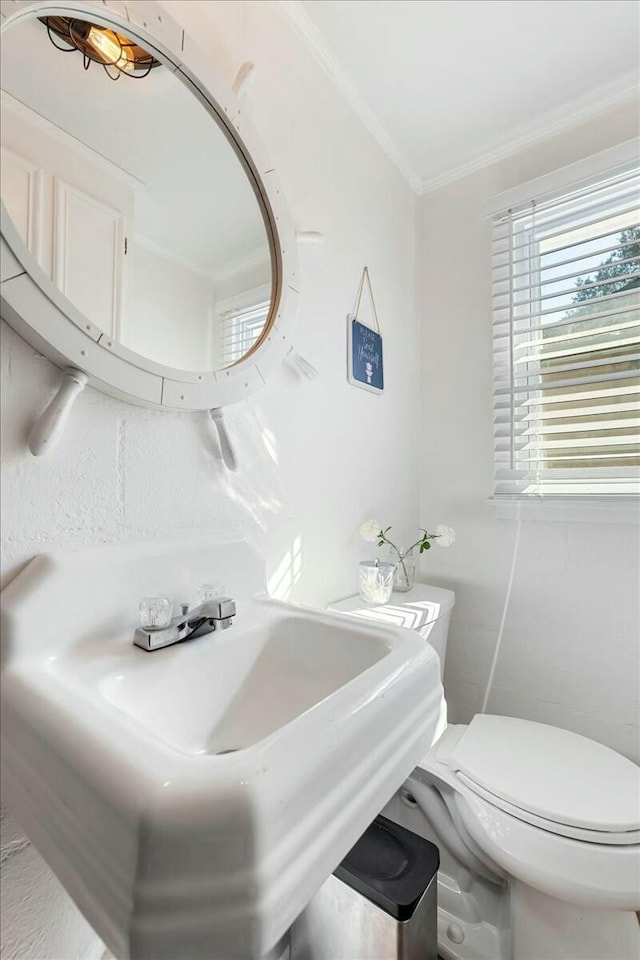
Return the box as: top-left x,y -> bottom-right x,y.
489,496 -> 640,524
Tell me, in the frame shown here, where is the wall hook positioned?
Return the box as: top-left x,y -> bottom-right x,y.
28,368 -> 88,457
232,61 -> 255,97
296,231 -> 324,244
286,347 -> 319,380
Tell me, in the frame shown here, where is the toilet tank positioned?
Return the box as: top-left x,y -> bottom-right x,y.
402,585 -> 455,680
328,585 -> 455,680
411,583 -> 456,679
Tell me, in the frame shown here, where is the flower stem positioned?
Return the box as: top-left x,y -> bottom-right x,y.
377,530 -> 411,589
376,527 -> 441,589
397,553 -> 410,590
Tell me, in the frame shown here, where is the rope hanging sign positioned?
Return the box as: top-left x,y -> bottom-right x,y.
347,266 -> 384,393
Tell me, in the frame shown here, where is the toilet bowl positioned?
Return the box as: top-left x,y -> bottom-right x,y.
331,586 -> 640,960
406,716 -> 640,960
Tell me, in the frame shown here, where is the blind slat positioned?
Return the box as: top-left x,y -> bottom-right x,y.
493,288 -> 639,326
523,417 -> 640,436
496,372 -> 640,397
523,400 -> 640,422
492,267 -> 640,310
515,319 -> 639,348
492,235 -> 640,279
514,336 -> 640,365
492,204 -> 640,257
493,254 -> 640,295
511,351 -> 640,381
493,306 -> 638,338
494,212 -> 640,262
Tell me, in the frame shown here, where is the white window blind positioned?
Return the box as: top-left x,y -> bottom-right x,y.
492,163 -> 640,498
221,299 -> 270,366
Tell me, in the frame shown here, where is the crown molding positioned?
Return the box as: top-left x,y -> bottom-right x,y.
132,233 -> 217,281
211,245 -> 271,285
132,234 -> 270,287
276,0 -> 422,193
418,71 -> 640,196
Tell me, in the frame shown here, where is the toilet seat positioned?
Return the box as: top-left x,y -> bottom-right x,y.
412,717 -> 640,910
454,772 -> 640,845
421,715 -> 640,845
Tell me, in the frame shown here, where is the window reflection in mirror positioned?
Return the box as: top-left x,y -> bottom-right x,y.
0,15 -> 274,372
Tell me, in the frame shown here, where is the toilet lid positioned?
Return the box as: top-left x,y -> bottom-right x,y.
447,715 -> 640,835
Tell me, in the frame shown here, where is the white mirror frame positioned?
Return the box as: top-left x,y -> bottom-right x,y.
0,0 -> 298,411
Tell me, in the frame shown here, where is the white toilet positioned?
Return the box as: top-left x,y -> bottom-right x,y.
331,587 -> 640,960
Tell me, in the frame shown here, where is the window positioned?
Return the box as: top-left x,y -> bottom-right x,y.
220,298 -> 270,367
492,158 -> 640,498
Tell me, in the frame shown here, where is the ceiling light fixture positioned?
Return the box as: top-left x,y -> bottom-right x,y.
39,16 -> 160,81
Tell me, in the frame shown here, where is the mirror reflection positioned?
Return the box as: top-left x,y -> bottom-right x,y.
0,15 -> 274,371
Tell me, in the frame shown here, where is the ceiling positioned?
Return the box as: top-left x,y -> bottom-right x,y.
287,0 -> 640,193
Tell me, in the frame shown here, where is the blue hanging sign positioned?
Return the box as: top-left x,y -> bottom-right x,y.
347,267 -> 384,393
348,316 -> 384,393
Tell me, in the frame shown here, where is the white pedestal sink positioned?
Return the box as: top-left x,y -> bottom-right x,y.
0,536 -> 445,959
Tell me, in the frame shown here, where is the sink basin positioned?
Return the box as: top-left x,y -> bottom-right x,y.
1,536 -> 444,959
96,608 -> 393,755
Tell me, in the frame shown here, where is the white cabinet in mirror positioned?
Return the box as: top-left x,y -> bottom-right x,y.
0,0 -> 298,453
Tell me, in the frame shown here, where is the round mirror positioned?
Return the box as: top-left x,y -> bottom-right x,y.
1,6 -> 279,376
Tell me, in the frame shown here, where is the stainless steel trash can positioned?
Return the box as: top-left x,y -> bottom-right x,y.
290,815 -> 439,960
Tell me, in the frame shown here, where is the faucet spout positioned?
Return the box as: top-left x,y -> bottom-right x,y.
185,598 -> 237,640
133,597 -> 236,652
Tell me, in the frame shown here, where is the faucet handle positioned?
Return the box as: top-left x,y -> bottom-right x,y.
138,596 -> 172,630
198,583 -> 226,604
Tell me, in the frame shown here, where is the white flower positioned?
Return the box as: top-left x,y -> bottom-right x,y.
359,519 -> 381,542
434,524 -> 456,547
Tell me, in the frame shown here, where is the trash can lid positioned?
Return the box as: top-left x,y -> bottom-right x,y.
334,815 -> 439,922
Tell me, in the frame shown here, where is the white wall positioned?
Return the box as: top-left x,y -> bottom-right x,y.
417,100 -> 640,764
0,2 -> 418,957
124,240 -> 214,369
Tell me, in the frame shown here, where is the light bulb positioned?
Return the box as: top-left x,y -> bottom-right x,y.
87,26 -> 136,72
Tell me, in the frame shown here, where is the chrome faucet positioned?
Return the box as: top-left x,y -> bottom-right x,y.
134,597 -> 236,652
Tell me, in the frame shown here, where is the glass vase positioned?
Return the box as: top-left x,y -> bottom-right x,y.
358,560 -> 396,605
392,547 -> 416,592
